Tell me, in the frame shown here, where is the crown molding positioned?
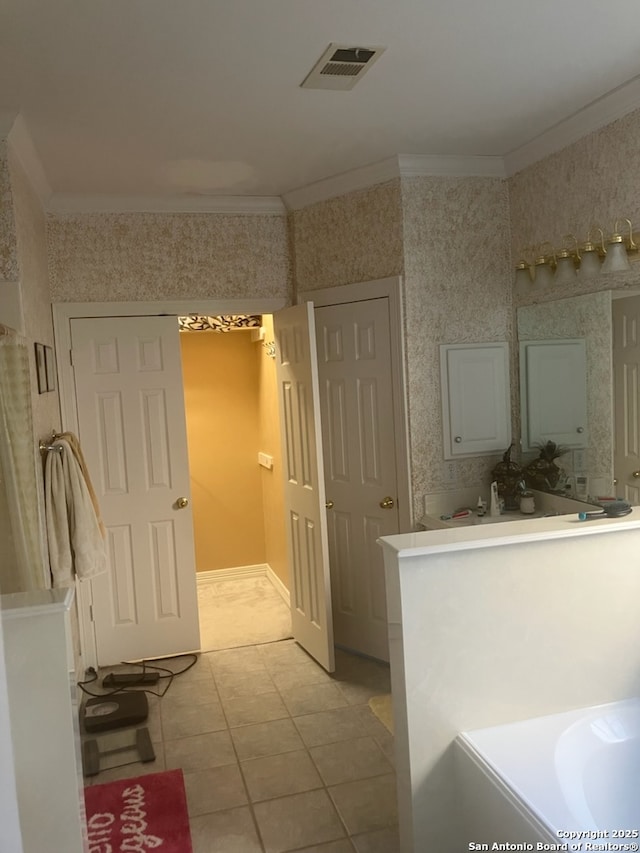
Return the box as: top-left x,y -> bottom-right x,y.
398,153 -> 505,178
47,193 -> 286,215
504,73 -> 640,177
6,114 -> 52,205
283,152 -> 508,210
283,157 -> 400,210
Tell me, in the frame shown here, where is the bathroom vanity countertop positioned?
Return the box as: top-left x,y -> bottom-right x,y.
419,509 -> 548,530
380,505 -> 640,559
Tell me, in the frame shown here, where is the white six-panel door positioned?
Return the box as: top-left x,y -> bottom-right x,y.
71,316 -> 200,665
315,297 -> 399,662
274,304 -> 335,672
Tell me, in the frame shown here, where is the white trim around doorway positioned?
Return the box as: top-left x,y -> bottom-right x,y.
52,297 -> 288,671
52,298 -> 288,447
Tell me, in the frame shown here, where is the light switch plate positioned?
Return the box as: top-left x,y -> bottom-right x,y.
258,452 -> 274,470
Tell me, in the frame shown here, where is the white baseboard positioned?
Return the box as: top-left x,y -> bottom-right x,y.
196,563 -> 291,607
196,564 -> 270,584
266,566 -> 290,607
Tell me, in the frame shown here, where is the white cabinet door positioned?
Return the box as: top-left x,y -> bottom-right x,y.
441,343 -> 511,458
520,339 -> 587,450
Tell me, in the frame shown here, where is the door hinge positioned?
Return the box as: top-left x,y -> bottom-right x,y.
70,348 -> 74,366
89,604 -> 94,622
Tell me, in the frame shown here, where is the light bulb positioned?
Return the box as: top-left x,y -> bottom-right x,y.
554,252 -> 576,285
577,245 -> 602,279
533,260 -> 554,287
602,238 -> 631,273
514,262 -> 531,287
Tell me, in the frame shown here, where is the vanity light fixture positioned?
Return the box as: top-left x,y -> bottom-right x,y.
531,242 -> 556,287
514,247 -> 535,286
601,218 -> 637,274
514,219 -> 640,285
514,260 -> 532,287
554,235 -> 578,285
576,228 -> 605,280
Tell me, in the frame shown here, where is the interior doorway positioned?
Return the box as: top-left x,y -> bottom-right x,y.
53,279 -> 411,671
178,314 -> 293,652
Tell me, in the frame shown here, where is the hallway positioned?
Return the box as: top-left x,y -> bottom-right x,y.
86,641 -> 398,853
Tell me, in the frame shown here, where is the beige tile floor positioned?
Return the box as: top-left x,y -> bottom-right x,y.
83,641 -> 399,853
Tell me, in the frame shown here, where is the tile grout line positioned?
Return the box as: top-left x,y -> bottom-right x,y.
205,652 -> 269,853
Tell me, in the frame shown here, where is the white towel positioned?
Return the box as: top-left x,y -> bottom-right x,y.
45,439 -> 107,586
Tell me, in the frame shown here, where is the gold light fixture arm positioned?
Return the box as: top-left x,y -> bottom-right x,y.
614,218 -> 637,253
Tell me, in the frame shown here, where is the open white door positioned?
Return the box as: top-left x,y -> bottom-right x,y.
71,316 -> 200,665
274,303 -> 335,672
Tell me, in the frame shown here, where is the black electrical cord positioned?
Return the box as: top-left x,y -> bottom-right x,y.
77,653 -> 199,699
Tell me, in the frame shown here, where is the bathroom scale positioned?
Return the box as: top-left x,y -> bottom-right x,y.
82,690 -> 149,733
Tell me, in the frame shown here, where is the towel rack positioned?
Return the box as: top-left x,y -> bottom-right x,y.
39,431 -> 64,454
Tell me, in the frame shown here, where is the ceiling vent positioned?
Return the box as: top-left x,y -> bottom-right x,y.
300,43 -> 386,91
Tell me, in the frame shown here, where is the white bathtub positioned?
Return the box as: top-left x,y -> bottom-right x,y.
456,699 -> 640,845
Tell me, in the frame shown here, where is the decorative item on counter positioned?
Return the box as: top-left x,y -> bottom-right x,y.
524,441 -> 570,491
490,481 -> 501,517
476,496 -> 486,517
491,444 -> 523,510
519,491 -> 536,514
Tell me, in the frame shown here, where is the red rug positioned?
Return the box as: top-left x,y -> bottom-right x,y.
84,768 -> 193,852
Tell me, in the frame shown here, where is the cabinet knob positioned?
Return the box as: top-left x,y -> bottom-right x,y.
576,426 -> 584,434
454,436 -> 462,443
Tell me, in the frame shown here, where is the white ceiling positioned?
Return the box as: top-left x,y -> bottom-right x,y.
2,0 -> 640,205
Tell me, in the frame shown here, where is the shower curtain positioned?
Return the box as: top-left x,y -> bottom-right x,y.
0,333 -> 46,592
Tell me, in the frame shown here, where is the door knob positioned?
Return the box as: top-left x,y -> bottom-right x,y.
176,496 -> 189,508
380,496 -> 395,509
325,500 -> 334,509
633,472 -> 640,479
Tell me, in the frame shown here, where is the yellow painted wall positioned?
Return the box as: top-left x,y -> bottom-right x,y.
257,316 -> 288,588
180,331 -> 266,571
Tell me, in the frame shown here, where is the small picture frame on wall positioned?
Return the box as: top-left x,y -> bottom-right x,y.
34,343 -> 47,394
44,345 -> 56,392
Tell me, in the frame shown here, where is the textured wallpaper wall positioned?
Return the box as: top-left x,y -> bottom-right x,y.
291,180 -> 404,293
508,106 -> 640,502
47,211 -> 292,302
510,105 -> 640,308
291,175 -> 514,522
401,176 -> 514,516
0,143 -> 19,280
9,149 -> 61,441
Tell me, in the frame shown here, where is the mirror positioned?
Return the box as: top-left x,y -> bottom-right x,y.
517,291 -> 615,503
